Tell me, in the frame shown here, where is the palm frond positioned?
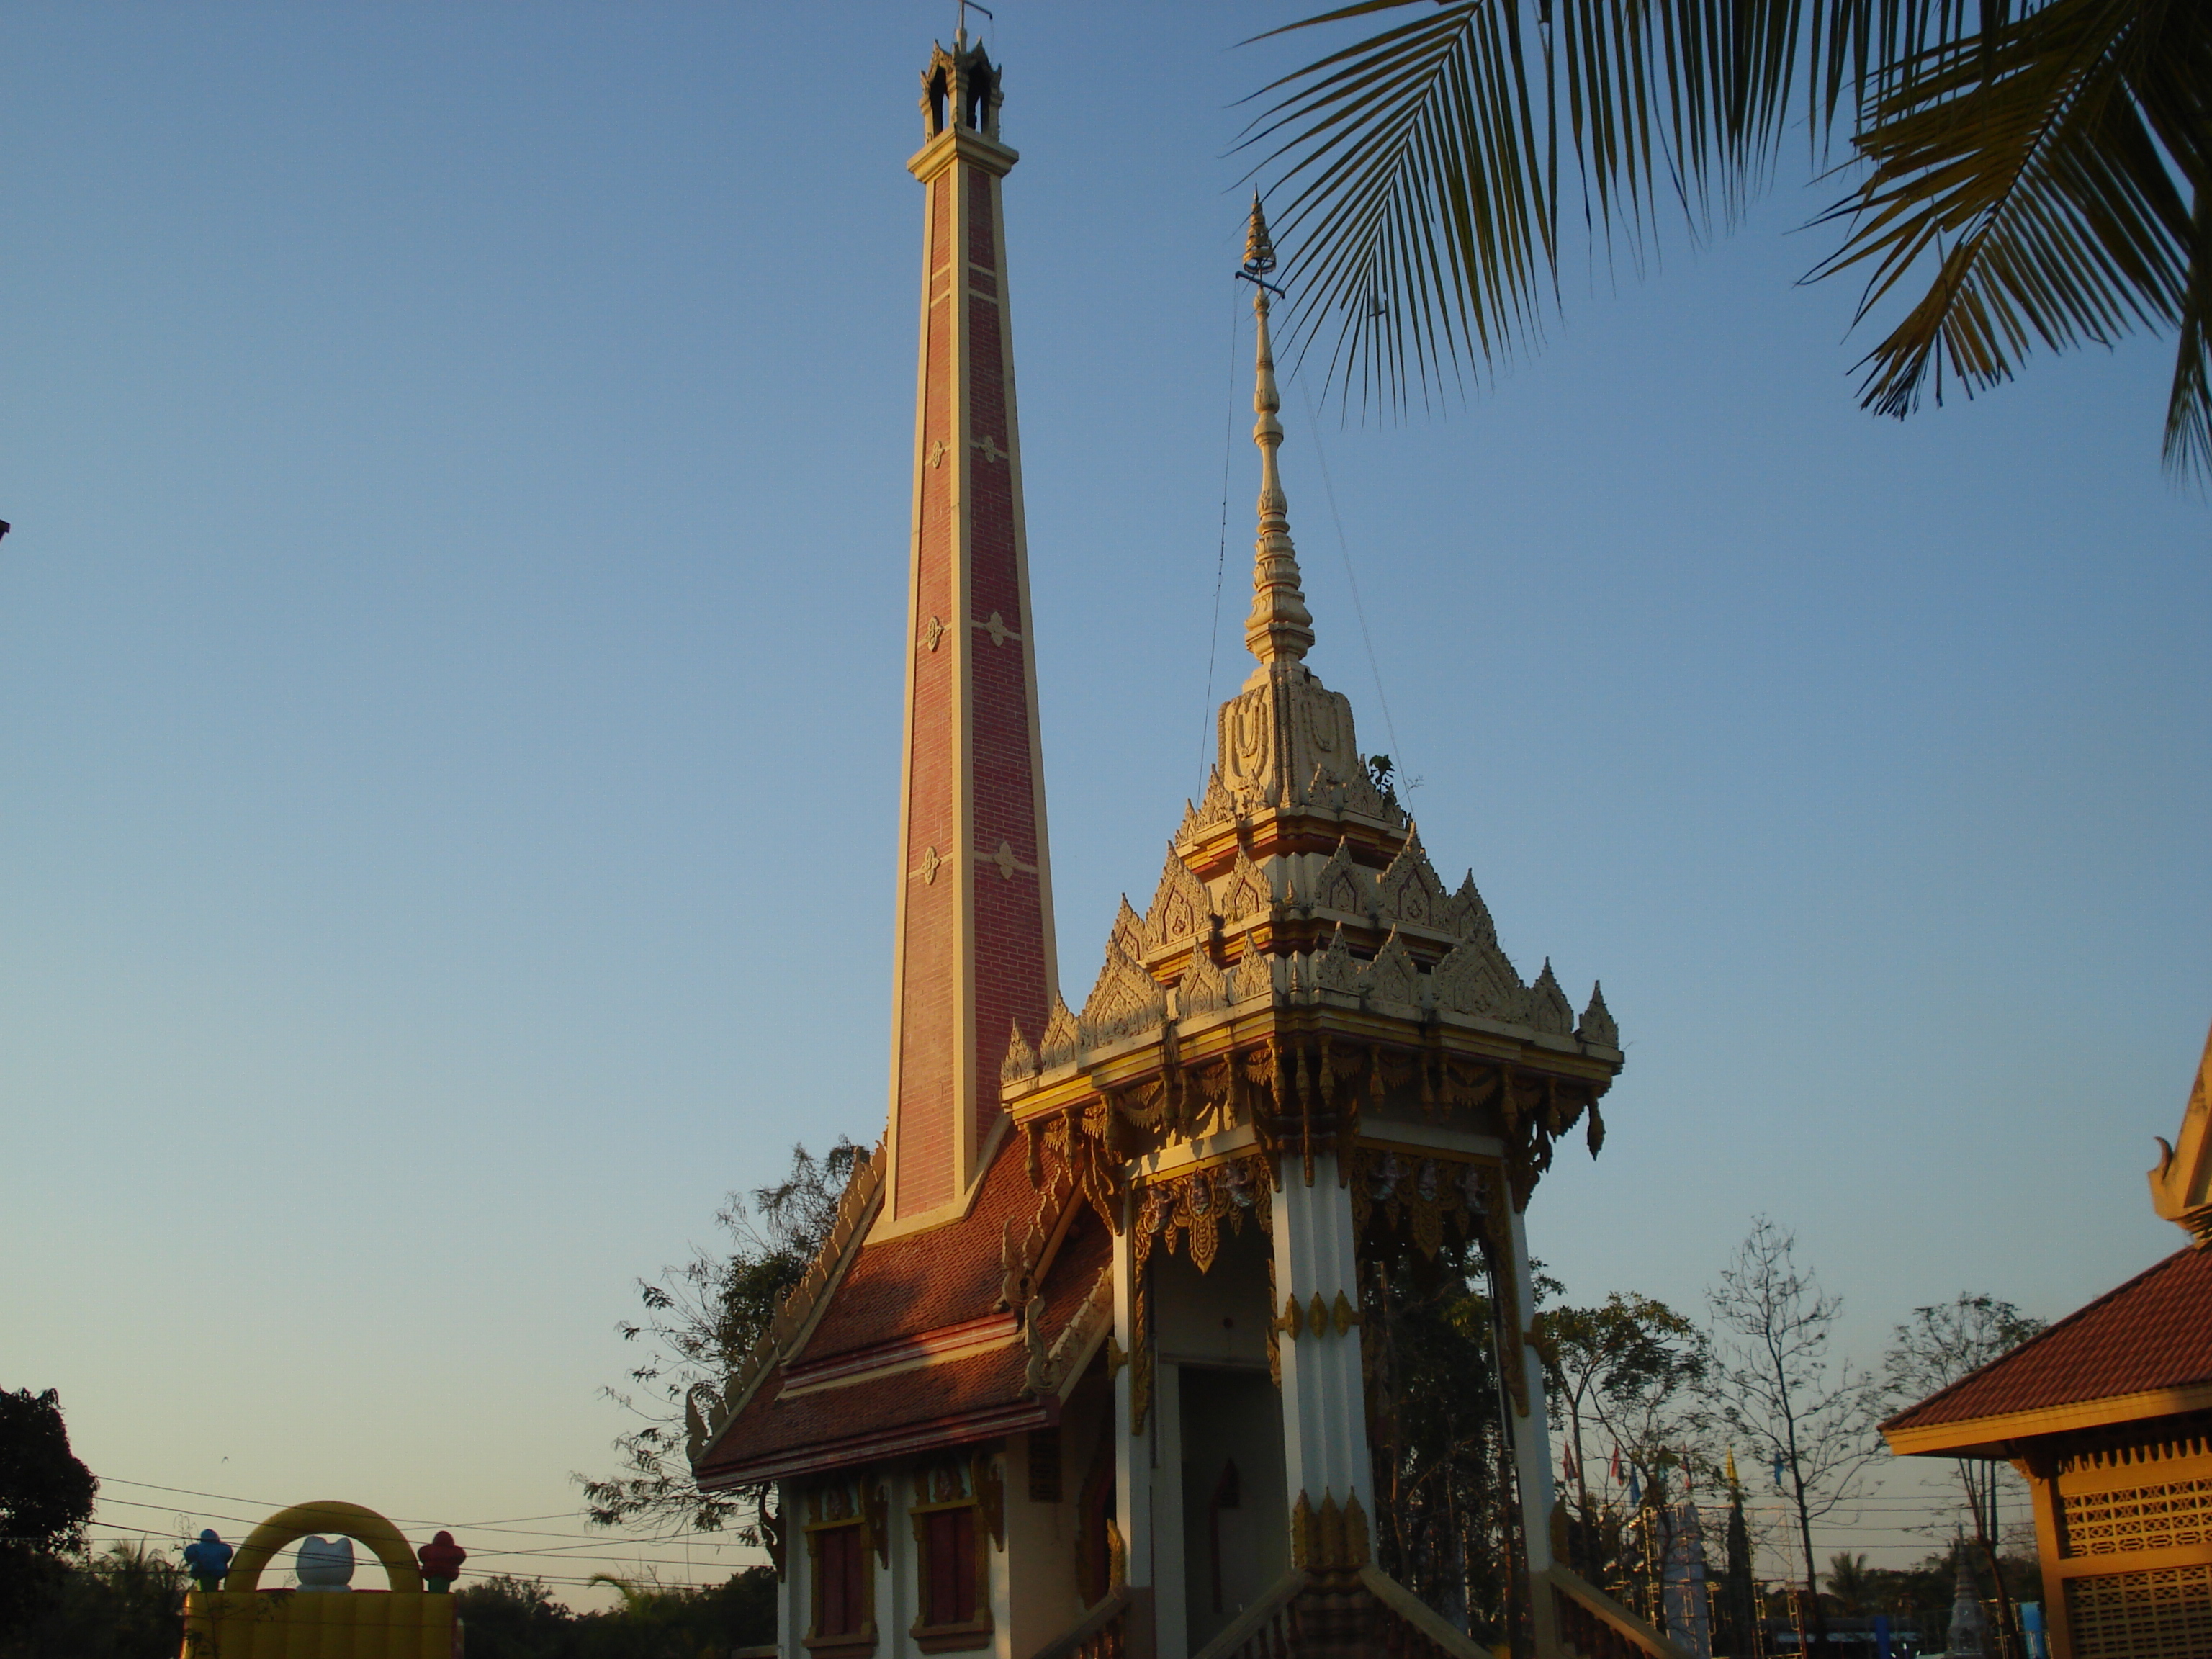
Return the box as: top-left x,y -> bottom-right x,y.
1814,0 -> 2205,480
1245,0 -> 1979,413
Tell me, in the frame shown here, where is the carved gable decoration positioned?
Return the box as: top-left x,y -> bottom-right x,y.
1313,925 -> 1363,996
1310,838 -> 1374,923
1432,938 -> 1523,1021
1357,928 -> 1423,1010
1081,939 -> 1166,1047
1337,763 -> 1394,823
1039,995 -> 1082,1069
1302,764 -> 1344,814
1107,896 -> 1144,960
1219,847 -> 1272,924
1001,1019 -> 1038,1082
1228,948 -> 1276,1005
1441,871 -> 1498,948
1377,826 -> 1449,930
1141,845 -> 1211,954
1577,981 -> 1619,1049
1187,765 -> 1236,838
1179,948 -> 1229,1018
1527,960 -> 1575,1036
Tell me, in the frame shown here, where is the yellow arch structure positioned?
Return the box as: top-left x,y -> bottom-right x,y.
225,1500 -> 423,1592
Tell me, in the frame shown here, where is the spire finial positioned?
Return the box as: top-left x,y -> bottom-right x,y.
1241,194 -> 1314,667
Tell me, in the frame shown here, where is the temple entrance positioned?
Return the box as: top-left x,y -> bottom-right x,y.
1179,1364 -> 1288,1653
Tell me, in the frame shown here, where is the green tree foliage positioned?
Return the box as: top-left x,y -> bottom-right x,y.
0,1541 -> 187,1659
1246,0 -> 2212,480
1532,1292 -> 1707,1589
1706,1218 -> 1881,1656
0,1386 -> 99,1634
1361,1238 -> 1550,1645
1826,1550 -> 1876,1615
452,1568 -> 778,1659
580,1140 -> 860,1539
1883,1293 -> 2048,1656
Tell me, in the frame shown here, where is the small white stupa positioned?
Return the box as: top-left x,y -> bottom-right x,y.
1946,1539 -> 1988,1655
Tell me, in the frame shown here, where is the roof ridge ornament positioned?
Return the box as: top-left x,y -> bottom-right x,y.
2151,1016 -> 2212,1246
1239,194 -> 1315,670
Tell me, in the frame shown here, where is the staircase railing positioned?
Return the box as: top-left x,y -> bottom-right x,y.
1545,1565 -> 1690,1659
1187,1565 -> 1487,1659
1030,1588 -> 1132,1659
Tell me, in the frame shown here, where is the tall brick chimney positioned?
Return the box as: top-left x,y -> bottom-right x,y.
882,32 -> 1058,1228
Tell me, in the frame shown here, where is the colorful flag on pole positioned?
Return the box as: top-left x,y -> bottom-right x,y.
1609,1445 -> 1622,1483
1563,1442 -> 1579,1484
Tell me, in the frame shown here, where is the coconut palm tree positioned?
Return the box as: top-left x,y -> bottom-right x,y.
1244,0 -> 2212,480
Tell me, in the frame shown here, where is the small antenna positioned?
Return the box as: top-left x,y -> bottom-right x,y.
957,0 -> 993,42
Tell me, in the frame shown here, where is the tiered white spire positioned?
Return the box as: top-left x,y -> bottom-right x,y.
1241,195 -> 1316,668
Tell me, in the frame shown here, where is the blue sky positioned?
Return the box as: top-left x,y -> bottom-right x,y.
5,0 -> 2206,1594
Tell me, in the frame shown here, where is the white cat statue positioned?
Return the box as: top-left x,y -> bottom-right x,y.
295,1534 -> 355,1592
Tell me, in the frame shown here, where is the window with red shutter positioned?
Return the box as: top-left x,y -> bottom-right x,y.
910,1492 -> 990,1651
804,1519 -> 875,1655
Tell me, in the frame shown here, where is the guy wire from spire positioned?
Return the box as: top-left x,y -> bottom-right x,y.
1198,280 -> 1241,797
1299,374 -> 1406,784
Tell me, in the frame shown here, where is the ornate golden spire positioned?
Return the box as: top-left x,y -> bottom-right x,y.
1242,194 -> 1315,668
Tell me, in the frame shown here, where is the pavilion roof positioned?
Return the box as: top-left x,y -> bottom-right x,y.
1881,1245 -> 2212,1457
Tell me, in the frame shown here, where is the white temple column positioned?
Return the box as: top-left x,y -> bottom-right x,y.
1269,1150 -> 1371,1524
776,1479 -> 798,1657
1154,1360 -> 1187,1659
1506,1203 -> 1567,1656
1106,1212 -> 1159,1654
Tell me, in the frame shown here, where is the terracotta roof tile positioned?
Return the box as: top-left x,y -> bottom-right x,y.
804,1141 -> 1046,1360
1884,1246 -> 2212,1433
693,1151 -> 1112,1487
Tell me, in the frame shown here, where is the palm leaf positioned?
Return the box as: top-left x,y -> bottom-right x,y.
1245,0 -> 1978,410
1814,0 -> 2209,477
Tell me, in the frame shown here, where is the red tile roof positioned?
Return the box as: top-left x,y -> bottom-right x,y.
1884,1246 -> 2212,1439
693,1147 -> 1112,1488
805,1139 -> 1045,1359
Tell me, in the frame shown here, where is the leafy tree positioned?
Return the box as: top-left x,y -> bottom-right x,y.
1706,1218 -> 1881,1656
0,1541 -> 186,1659
1246,0 -> 2212,480
1532,1292 -> 1707,1586
1361,1233 -> 1526,1644
0,1387 -> 98,1634
451,1568 -> 779,1659
580,1140 -> 860,1539
1883,1293 -> 2047,1657
1826,1550 -> 1875,1615
454,1574 -> 577,1659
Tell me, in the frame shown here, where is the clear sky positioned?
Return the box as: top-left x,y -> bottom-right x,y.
5,0 -> 2206,1600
